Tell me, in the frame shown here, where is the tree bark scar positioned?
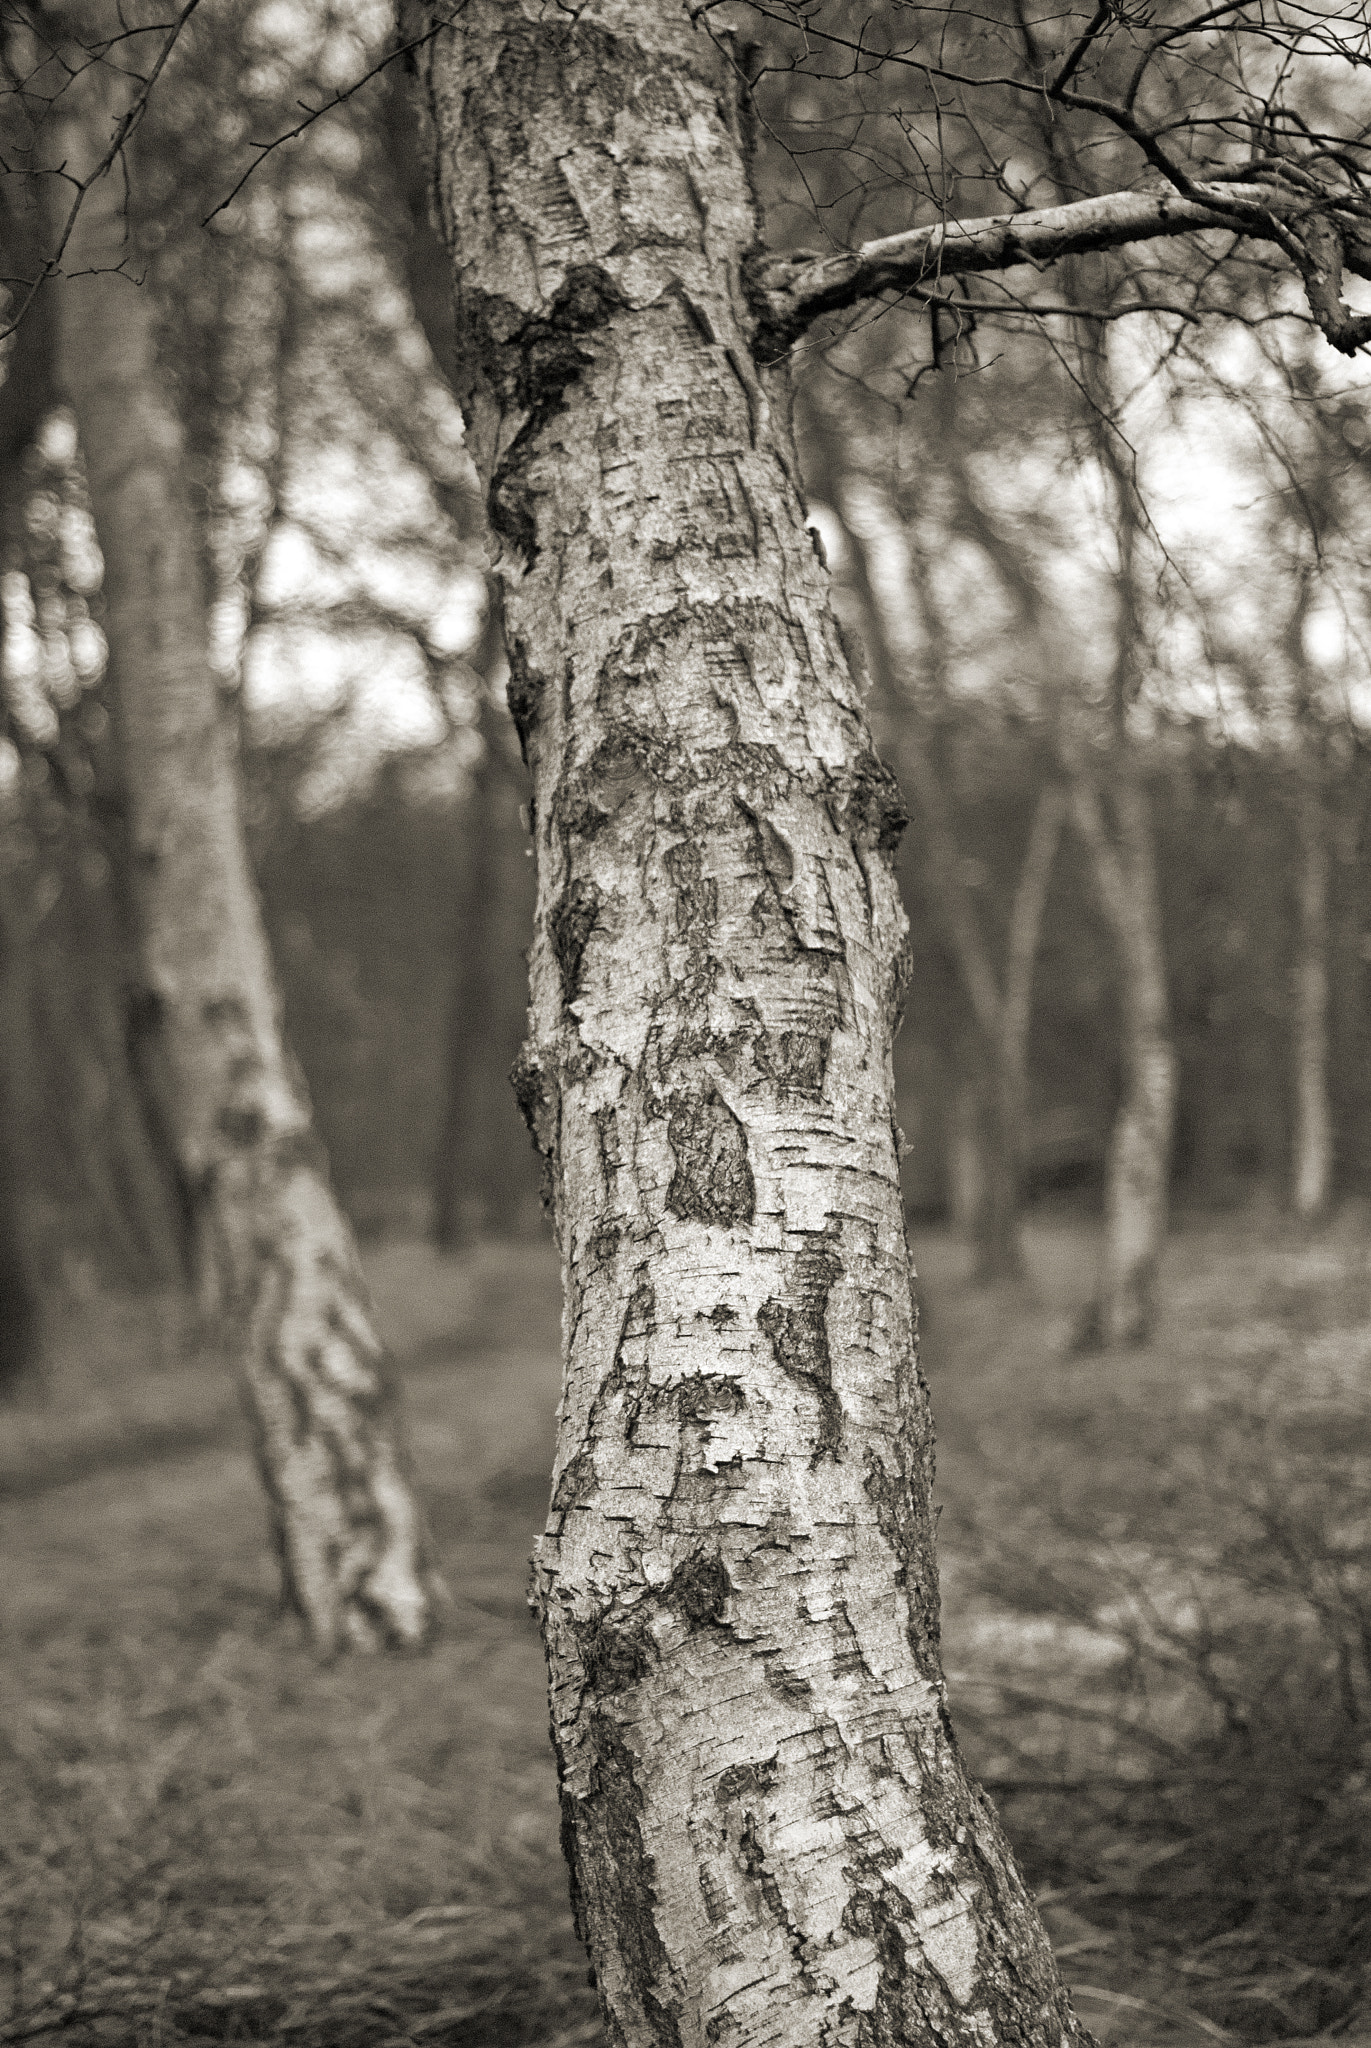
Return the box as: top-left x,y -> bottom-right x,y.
216,1104 -> 265,1147
839,748 -> 910,858
477,262 -> 629,568
510,1042 -> 559,1156
552,1444 -> 597,1516
595,1269 -> 655,1442
842,1881 -> 957,2047
863,1439 -> 942,1679
664,838 -> 720,996
666,1086 -> 755,1225
737,1809 -> 819,1989
505,633 -> 545,766
551,875 -> 603,1005
578,1607 -> 656,1695
673,1372 -> 745,1423
754,1024 -> 832,1098
664,1548 -> 730,1626
757,1243 -> 844,1460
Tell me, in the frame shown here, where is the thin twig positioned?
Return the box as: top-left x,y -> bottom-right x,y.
1,0 -> 204,344
201,9 -> 470,227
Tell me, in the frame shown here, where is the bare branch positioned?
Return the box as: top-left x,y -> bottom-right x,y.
0,0 -> 204,343
747,180 -> 1371,356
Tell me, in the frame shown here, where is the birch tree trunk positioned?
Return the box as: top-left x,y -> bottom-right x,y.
1291,746 -> 1333,1221
44,64 -> 439,1654
1070,771 -> 1175,1348
421,6 -> 1090,2043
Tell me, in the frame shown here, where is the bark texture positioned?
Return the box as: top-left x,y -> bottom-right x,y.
1291,749 -> 1332,1221
46,66 -> 439,1654
1070,773 -> 1175,1348
423,7 -> 1091,2044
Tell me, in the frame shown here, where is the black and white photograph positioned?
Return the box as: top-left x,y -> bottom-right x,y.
1,4 -> 1368,2043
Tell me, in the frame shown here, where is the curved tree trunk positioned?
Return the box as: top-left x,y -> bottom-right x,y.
1291,746 -> 1332,1221
45,64 -> 439,1654
422,7 -> 1090,2044
1070,771 -> 1175,1348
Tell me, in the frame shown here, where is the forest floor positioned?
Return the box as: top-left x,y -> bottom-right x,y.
2,1213 -> 1368,2048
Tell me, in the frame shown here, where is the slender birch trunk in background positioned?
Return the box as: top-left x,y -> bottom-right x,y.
1069,769 -> 1175,1347
0,216 -> 51,1388
1291,743 -> 1333,1221
999,779 -> 1069,1222
434,677 -> 535,1246
43,59 -> 439,1655
835,477 -> 1064,1279
433,703 -> 502,1250
420,6 -> 1090,2043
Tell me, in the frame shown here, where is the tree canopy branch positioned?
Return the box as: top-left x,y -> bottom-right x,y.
747,181 -> 1371,358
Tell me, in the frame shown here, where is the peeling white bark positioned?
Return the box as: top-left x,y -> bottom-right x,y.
421,5 -> 1092,2043
46,60 -> 439,1655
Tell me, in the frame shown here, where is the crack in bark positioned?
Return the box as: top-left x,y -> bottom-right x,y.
551,876 -> 603,1006
757,1242 -> 844,1461
738,1809 -> 819,1992
480,263 -> 629,568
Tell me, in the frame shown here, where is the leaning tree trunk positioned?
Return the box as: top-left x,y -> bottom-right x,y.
421,6 -> 1091,2044
1071,770 -> 1175,1348
46,70 -> 439,1654
1291,745 -> 1332,1222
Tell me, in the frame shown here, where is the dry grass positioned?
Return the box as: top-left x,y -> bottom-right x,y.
1,1242 -> 592,2048
2,1219 -> 1367,2046
919,1213 -> 1371,2048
